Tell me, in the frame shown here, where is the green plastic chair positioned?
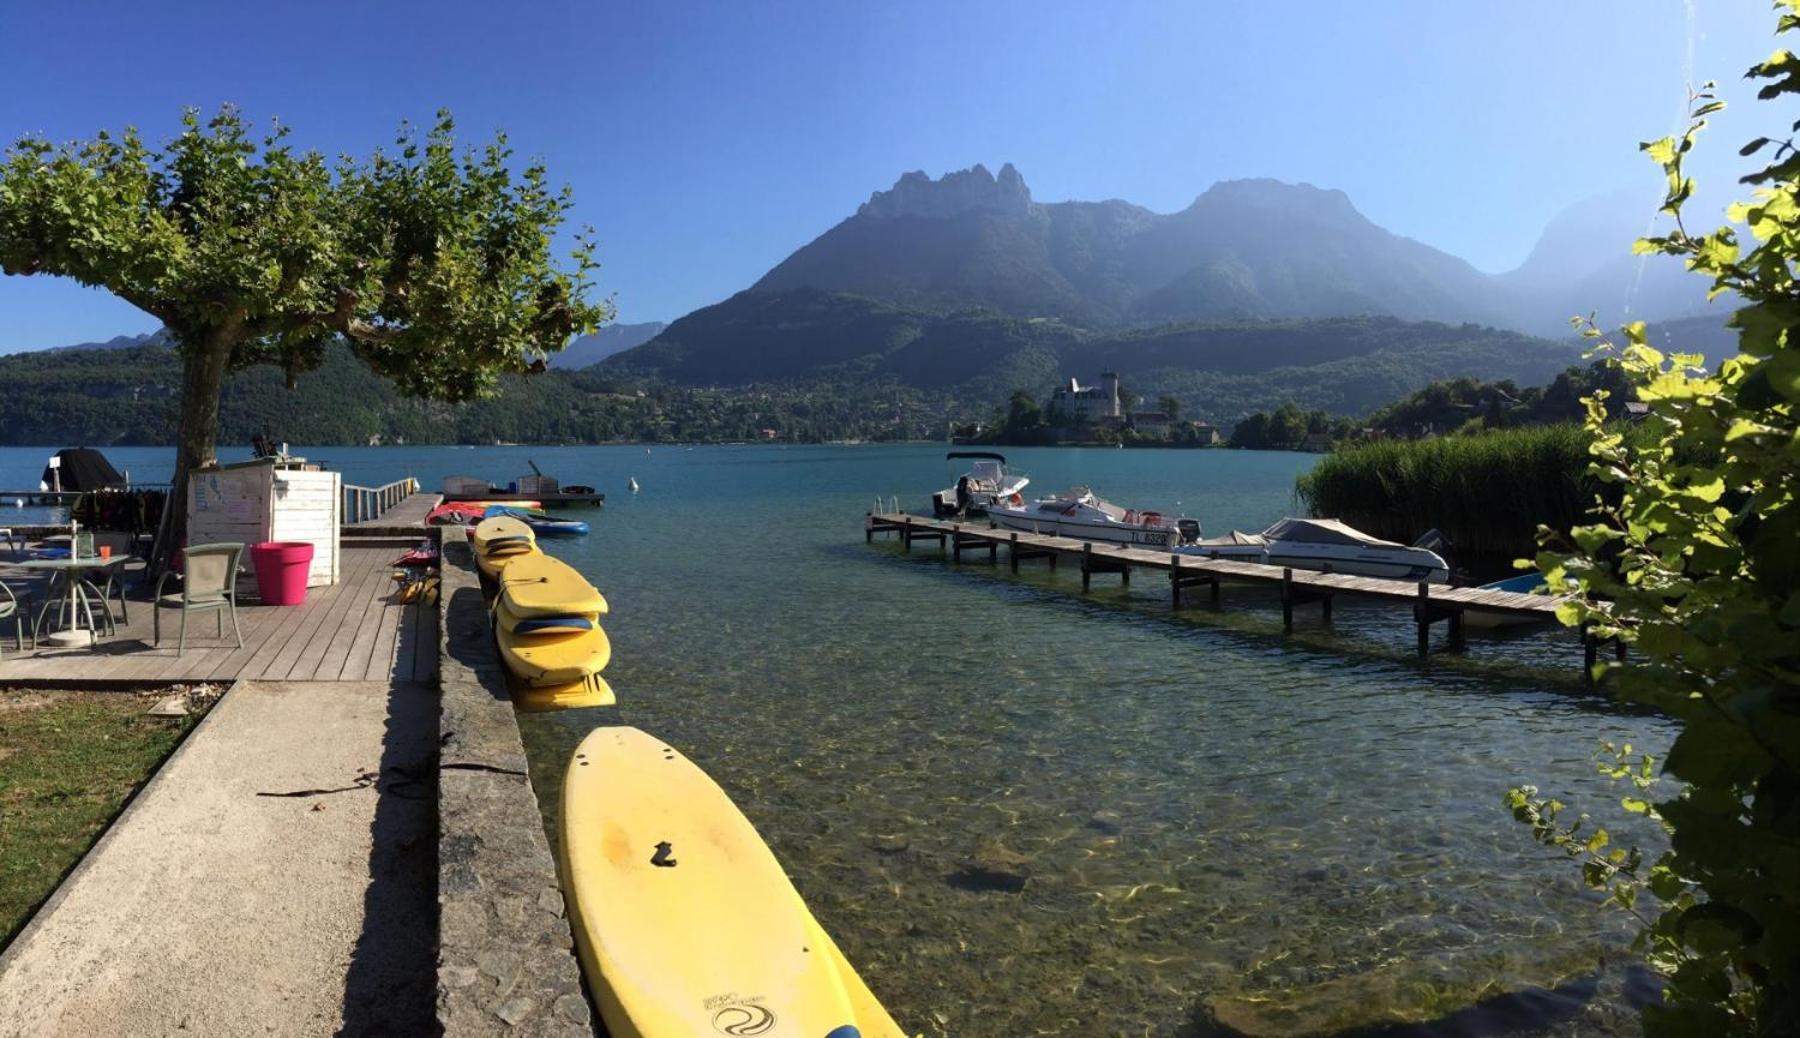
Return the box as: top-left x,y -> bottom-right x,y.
154,543 -> 245,654
0,580 -> 27,656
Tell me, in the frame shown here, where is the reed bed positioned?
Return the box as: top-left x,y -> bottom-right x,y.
1294,424 -> 1595,567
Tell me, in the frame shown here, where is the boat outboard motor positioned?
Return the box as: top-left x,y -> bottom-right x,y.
955,475 -> 973,516
1412,528 -> 1452,553
1176,518 -> 1202,545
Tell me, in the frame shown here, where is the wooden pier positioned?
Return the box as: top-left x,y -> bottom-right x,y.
865,512 -> 1614,674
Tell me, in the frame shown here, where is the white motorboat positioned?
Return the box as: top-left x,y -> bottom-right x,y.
932,451 -> 1031,517
987,486 -> 1193,548
1178,517 -> 1451,583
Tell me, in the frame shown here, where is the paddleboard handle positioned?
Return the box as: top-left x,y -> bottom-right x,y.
651,841 -> 678,867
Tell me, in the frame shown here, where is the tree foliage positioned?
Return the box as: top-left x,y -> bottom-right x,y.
0,106 -> 608,561
1509,15 -> 1800,1032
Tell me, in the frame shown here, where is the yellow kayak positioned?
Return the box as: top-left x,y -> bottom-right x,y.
559,727 -> 906,1038
496,554 -> 608,618
515,673 -> 615,712
497,623 -> 612,683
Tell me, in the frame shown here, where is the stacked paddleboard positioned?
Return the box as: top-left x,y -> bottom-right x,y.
473,516 -> 614,712
560,726 -> 906,1037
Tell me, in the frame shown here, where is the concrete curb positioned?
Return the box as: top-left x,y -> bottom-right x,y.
435,527 -> 592,1036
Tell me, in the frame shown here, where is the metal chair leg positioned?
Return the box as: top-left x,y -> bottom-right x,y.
230,603 -> 242,648
178,607 -> 186,656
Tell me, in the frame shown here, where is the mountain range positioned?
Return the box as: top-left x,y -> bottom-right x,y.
605,164 -> 1725,396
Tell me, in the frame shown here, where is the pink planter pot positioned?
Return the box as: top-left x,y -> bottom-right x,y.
250,541 -> 314,606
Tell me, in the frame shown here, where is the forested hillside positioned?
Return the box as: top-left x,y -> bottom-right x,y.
0,340 -> 963,446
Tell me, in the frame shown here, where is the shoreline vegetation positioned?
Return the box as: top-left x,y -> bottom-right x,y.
1297,423 -> 1594,572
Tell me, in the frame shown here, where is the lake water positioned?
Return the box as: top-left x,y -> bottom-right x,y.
0,443 -> 1670,1036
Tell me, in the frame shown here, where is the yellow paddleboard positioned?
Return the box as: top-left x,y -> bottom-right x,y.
494,597 -> 603,635
515,673 -> 615,712
559,727 -> 906,1038
476,541 -> 540,580
497,623 -> 612,683
496,554 -> 608,618
473,515 -> 536,552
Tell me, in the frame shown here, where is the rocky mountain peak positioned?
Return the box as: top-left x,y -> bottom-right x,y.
1188,178 -> 1367,226
858,162 -> 1034,220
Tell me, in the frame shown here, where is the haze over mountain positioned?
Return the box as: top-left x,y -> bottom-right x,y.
745,164 -> 1714,335
609,163 -> 1728,393
547,321 -> 668,370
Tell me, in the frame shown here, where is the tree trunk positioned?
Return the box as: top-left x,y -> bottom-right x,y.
147,328 -> 236,577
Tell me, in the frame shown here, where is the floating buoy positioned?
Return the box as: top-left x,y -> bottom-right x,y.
628,477 -> 640,493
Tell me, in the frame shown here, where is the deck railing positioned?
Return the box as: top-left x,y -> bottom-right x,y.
343,477 -> 420,525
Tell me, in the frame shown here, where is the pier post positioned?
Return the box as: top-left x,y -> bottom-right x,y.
865,515 -> 874,544
1448,609 -> 1465,651
1281,568 -> 1294,631
1319,563 -> 1333,622
1010,532 -> 1019,573
1170,554 -> 1181,608
1415,580 -> 1431,657
1082,543 -> 1093,592
1119,550 -> 1130,587
901,516 -> 911,554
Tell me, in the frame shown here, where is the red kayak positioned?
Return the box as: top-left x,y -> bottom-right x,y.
425,500 -> 543,526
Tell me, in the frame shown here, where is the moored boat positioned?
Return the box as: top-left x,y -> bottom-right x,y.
987,486 -> 1193,548
1465,571 -> 1553,629
931,451 -> 1030,517
1178,517 -> 1451,583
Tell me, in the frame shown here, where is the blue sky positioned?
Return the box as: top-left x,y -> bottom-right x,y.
0,0 -> 1779,353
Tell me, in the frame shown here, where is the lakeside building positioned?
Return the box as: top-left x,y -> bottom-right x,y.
1050,372 -> 1121,425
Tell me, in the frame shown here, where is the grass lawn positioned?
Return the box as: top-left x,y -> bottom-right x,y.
0,688 -> 213,951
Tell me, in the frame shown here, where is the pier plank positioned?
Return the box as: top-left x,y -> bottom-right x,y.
0,545 -> 424,685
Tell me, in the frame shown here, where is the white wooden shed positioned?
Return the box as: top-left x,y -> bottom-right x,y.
187,459 -> 341,597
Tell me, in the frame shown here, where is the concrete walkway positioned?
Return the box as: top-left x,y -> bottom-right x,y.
0,680 -> 437,1038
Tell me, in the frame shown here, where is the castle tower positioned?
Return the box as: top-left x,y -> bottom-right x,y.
1101,371 -> 1121,418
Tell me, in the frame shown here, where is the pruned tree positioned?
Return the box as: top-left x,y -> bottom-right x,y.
0,106 -> 611,567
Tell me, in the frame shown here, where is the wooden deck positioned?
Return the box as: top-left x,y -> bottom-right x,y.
346,491 -> 443,528
0,543 -> 437,685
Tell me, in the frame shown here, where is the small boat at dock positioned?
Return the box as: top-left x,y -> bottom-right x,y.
1178,517 -> 1451,583
1465,571 -> 1553,629
931,451 -> 1030,517
988,486 -> 1193,548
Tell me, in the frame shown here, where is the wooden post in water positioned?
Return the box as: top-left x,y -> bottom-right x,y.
1009,532 -> 1020,573
865,515 -> 874,544
1081,542 -> 1093,592
1170,553 -> 1181,608
901,515 -> 911,554
1320,563 -> 1333,623
1281,567 -> 1295,631
1415,580 -> 1431,657
1449,609 -> 1465,651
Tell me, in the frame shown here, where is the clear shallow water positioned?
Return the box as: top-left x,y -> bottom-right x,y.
0,444 -> 1669,1035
